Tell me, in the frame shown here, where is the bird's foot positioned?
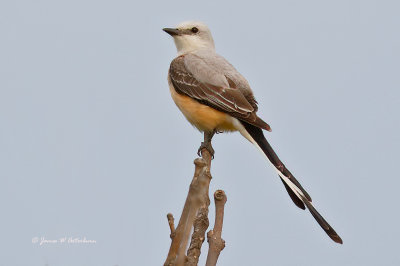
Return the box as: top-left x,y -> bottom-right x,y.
197,141 -> 215,159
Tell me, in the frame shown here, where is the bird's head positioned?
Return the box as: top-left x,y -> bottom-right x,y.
163,21 -> 215,55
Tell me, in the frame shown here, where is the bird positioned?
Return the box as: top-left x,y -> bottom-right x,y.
163,20 -> 342,244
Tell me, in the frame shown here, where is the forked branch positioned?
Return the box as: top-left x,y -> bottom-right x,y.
164,148 -> 213,266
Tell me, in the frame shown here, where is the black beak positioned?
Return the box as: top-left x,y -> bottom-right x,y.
163,28 -> 180,36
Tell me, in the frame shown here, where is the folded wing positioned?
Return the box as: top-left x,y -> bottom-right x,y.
169,55 -> 271,131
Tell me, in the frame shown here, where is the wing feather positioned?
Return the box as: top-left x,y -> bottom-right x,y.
169,55 -> 271,131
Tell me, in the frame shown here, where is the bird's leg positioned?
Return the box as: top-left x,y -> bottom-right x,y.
197,130 -> 216,158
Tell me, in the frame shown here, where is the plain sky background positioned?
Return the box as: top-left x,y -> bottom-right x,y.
1,0 -> 399,265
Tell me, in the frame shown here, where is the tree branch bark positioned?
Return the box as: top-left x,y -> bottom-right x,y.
167,213 -> 176,240
205,190 -> 227,266
164,148 -> 212,266
185,206 -> 209,266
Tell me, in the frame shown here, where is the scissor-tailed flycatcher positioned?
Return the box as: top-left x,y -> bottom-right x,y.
163,21 -> 342,244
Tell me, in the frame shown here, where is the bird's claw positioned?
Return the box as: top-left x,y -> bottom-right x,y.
197,141 -> 215,159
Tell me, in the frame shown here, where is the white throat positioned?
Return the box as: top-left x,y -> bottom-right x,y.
174,35 -> 215,55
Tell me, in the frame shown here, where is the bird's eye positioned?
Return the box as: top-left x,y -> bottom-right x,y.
191,27 -> 199,33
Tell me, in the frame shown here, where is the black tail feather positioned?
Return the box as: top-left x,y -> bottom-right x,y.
241,121 -> 312,202
240,121 -> 343,244
280,177 -> 305,210
300,194 -> 343,244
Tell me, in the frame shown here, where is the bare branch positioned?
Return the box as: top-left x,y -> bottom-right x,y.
185,207 -> 209,266
164,148 -> 213,266
185,147 -> 213,266
167,213 -> 176,239
206,190 -> 227,266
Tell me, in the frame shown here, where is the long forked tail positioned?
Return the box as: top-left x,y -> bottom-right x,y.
240,121 -> 343,244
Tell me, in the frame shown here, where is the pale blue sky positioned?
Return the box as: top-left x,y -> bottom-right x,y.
1,0 -> 399,265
